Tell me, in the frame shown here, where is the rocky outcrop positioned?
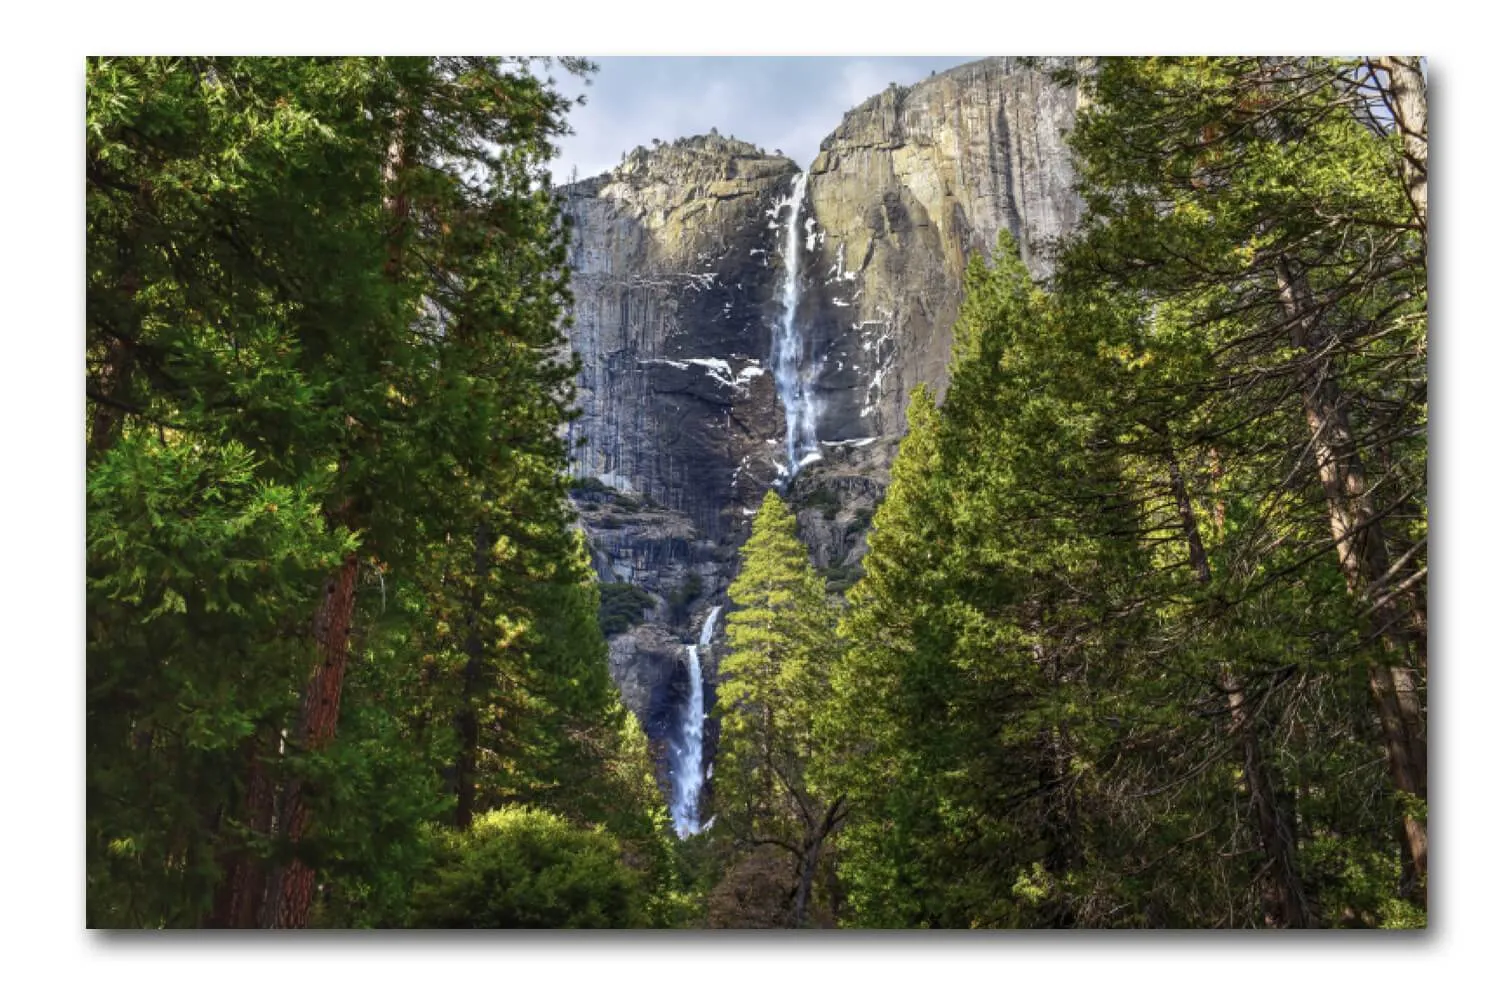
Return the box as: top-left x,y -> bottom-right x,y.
799,56 -> 1082,448
557,59 -> 1082,761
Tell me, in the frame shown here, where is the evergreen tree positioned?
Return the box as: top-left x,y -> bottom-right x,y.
1061,55 -> 1427,913
85,56 -> 669,929
712,492 -> 845,927
824,237 -> 1154,927
826,215 -> 1420,927
817,386 -> 958,927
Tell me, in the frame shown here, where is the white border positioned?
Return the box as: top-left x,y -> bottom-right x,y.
8,3 -> 1493,998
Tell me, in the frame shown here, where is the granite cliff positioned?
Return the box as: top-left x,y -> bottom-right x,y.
556,57 -> 1084,785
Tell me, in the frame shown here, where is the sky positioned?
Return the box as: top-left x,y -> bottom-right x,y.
548,57 -> 979,183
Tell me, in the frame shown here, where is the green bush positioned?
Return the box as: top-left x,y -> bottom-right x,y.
570,475 -> 611,494
667,572 -> 703,621
570,476 -> 645,512
823,562 -> 865,594
598,582 -> 655,636
408,807 -> 648,928
800,485 -> 842,520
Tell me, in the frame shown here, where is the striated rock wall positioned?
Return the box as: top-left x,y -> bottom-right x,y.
556,59 -> 1083,762
561,134 -> 800,536
558,134 -> 797,741
799,56 -> 1082,450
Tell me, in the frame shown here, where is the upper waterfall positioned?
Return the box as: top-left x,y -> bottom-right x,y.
772,172 -> 820,482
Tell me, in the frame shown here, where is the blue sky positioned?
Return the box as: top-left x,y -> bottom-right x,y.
548,56 -> 979,182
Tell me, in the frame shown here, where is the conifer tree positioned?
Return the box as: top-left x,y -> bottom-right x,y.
817,387 -> 958,927
713,492 -> 845,927
85,56 -> 664,929
1061,55 -> 1427,910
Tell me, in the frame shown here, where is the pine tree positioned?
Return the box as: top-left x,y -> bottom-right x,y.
712,492 -> 845,927
85,57 -> 657,929
817,386 -> 959,927
1062,55 -> 1427,913
87,56 -> 397,928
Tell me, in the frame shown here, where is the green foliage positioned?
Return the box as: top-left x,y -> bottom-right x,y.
799,484 -> 842,520
821,57 -> 1426,929
666,572 -> 704,622
818,242 -> 1140,928
85,55 -> 1425,931
712,493 -> 844,926
570,476 -> 646,512
408,807 -> 648,928
821,562 -> 864,595
84,56 -> 673,930
598,582 -> 656,636
86,436 -> 350,927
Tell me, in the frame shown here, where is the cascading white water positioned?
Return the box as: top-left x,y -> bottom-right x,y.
772,172 -> 820,481
669,605 -> 721,838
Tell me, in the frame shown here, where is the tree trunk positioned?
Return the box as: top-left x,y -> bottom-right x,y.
260,552 -> 360,928
1275,258 -> 1427,901
88,333 -> 135,456
253,101 -> 413,928
1221,670 -> 1312,928
454,520 -> 491,829
1164,437 -> 1313,928
207,729 -> 276,928
792,841 -> 820,929
791,796 -> 846,928
1372,57 -> 1427,242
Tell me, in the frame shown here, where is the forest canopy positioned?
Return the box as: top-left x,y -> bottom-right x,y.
85,56 -> 1426,930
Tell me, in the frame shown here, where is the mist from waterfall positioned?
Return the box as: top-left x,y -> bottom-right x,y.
669,605 -> 721,838
772,172 -> 820,482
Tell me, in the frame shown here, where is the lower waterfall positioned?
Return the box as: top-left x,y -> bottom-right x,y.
669,605 -> 721,837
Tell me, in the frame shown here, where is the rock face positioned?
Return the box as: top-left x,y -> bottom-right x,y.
559,134 -> 798,754
557,58 -> 1082,768
799,56 -> 1083,448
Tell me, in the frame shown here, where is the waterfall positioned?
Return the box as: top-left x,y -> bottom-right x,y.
772,172 -> 820,482
669,605 -> 721,838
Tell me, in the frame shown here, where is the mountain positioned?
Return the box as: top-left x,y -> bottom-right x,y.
556,56 -> 1084,776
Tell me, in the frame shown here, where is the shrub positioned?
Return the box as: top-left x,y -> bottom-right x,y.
846,506 -> 874,537
570,476 -> 645,512
667,572 -> 703,621
570,475 -> 611,494
598,582 -> 655,636
800,484 -> 842,520
823,562 -> 865,594
408,807 -> 648,928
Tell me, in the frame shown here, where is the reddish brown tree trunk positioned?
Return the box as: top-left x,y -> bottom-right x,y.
1275,258 -> 1427,902
251,102 -> 412,929
260,552 -> 360,928
207,731 -> 277,928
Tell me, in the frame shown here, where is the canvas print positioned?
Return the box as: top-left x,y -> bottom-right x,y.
85,56 -> 1428,929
